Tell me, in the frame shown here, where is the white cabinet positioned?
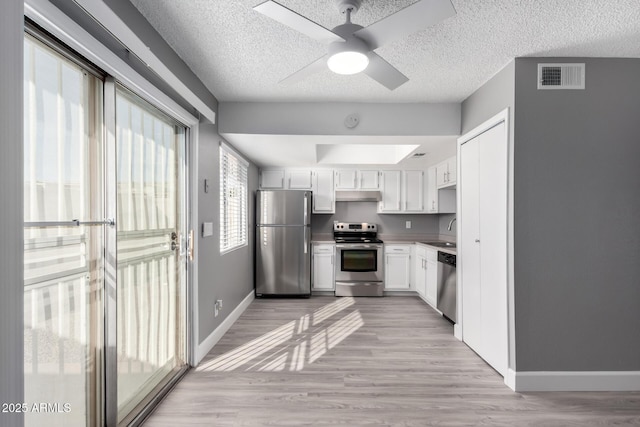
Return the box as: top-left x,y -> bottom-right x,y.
260,169 -> 285,189
359,170 -> 380,190
312,170 -> 335,213
312,243 -> 335,291
335,169 -> 380,190
426,166 -> 456,214
379,170 -> 427,213
426,254 -> 438,307
415,245 -> 438,308
384,245 -> 411,290
414,247 -> 427,298
403,170 -> 425,212
287,170 -> 313,189
460,119 -> 508,376
379,171 -> 402,213
261,169 -> 312,189
436,156 -> 457,188
334,169 -> 358,190
426,167 -> 438,213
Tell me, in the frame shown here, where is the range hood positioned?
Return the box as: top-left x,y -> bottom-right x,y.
335,191 -> 382,202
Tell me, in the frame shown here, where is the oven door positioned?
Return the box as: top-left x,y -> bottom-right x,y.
335,244 -> 383,282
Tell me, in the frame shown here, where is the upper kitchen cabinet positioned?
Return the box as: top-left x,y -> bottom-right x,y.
378,170 -> 402,213
260,169 -> 285,189
359,170 -> 380,190
426,166 -> 456,214
403,170 -> 425,212
334,169 -> 358,190
379,170 -> 426,213
436,156 -> 457,188
312,170 -> 335,213
334,169 -> 379,190
287,170 -> 313,189
260,169 -> 313,190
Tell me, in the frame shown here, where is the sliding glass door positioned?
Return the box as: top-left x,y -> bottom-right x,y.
114,86 -> 188,424
23,32 -> 104,427
23,28 -> 189,427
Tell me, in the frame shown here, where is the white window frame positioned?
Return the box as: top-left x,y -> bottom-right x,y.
219,142 -> 249,254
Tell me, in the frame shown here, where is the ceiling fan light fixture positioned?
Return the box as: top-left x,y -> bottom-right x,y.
327,36 -> 370,75
327,50 -> 369,75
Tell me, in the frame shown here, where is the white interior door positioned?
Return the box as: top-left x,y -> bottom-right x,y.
460,133 -> 482,353
478,122 -> 508,376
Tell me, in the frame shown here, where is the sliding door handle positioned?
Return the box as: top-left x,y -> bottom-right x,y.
24,218 -> 115,227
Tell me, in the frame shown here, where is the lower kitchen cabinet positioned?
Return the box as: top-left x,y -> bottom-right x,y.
312,243 -> 335,291
425,254 -> 438,307
415,245 -> 438,307
384,245 -> 411,290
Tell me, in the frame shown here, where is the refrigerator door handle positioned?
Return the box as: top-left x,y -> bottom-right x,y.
303,193 -> 308,225
303,226 -> 308,254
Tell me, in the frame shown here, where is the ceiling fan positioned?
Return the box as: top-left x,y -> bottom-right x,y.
253,0 -> 456,90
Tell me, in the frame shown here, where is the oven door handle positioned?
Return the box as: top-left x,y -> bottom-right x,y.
335,244 -> 381,249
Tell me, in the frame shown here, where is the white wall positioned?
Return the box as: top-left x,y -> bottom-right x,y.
0,1 -> 24,426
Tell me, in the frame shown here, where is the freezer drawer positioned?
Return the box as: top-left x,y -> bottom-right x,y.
256,225 -> 311,296
335,281 -> 384,297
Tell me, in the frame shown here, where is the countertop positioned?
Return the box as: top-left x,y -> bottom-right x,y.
311,233 -> 456,254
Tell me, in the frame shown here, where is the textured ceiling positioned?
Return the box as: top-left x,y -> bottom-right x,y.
129,0 -> 640,103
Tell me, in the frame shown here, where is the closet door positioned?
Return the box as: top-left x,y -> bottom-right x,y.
460,136 -> 482,352
478,122 -> 508,376
460,120 -> 508,377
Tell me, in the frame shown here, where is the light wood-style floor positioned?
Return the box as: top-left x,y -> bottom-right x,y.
144,296 -> 640,426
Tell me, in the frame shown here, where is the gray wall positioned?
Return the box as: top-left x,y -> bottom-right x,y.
513,58 -> 640,371
438,213 -> 457,238
197,122 -> 258,344
220,102 -> 461,136
461,61 -> 515,135
312,202 -> 440,236
0,1 -> 24,426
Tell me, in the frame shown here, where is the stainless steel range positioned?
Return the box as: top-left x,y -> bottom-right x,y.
333,222 -> 384,297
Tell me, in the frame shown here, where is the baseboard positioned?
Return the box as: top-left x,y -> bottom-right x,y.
194,290 -> 254,365
512,370 -> 640,392
453,324 -> 463,341
505,368 -> 516,390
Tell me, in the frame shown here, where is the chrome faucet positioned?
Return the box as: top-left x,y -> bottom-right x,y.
447,217 -> 457,231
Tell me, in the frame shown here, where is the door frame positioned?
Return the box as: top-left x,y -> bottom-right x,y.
456,108 -> 515,390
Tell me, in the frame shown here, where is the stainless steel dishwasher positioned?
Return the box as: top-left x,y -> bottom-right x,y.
437,251 -> 456,323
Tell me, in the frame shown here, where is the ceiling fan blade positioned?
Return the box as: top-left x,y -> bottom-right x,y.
253,1 -> 344,43
279,55 -> 329,85
354,0 -> 456,50
363,53 -> 409,90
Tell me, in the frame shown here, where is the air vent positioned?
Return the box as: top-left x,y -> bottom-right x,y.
538,63 -> 585,90
411,152 -> 426,158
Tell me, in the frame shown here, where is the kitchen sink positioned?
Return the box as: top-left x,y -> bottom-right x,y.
420,241 -> 456,249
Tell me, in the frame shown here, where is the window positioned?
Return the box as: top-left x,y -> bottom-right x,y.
220,143 -> 248,253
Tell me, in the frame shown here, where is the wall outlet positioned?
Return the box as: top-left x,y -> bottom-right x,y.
405,221 -> 412,229
214,299 -> 223,317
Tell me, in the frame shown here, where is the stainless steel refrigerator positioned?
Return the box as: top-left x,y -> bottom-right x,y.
255,190 -> 312,297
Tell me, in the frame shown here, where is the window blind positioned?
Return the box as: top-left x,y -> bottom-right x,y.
220,143 -> 248,253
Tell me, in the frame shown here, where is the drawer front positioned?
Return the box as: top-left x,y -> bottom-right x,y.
385,245 -> 411,254
313,244 -> 335,254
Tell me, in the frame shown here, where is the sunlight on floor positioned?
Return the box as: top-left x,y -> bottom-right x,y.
196,298 -> 364,372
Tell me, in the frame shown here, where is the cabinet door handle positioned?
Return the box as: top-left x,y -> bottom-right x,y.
475,239 -> 480,243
